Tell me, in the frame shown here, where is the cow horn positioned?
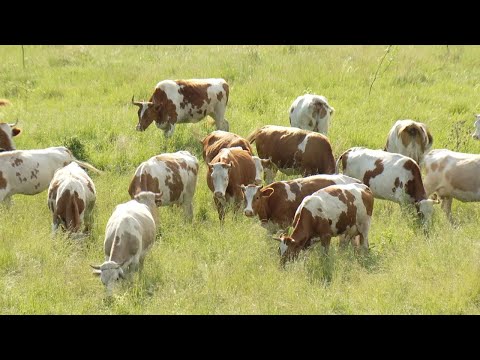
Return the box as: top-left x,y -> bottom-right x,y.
272,236 -> 283,242
131,95 -> 142,107
90,264 -> 101,270
8,119 -> 18,127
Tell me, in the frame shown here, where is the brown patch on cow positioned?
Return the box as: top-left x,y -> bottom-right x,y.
329,189 -> 357,234
222,83 -> 229,105
203,109 -> 207,116
437,157 -> 448,172
11,158 -> 23,167
312,101 -> 327,119
164,161 -> 184,203
289,182 -> 301,197
217,92 -> 223,102
0,171 -> 7,189
153,88 -> 178,124
87,180 -> 95,194
290,107 -> 294,113
197,109 -> 203,115
430,162 -> 438,172
384,137 -> 389,151
399,124 -> 420,147
403,159 -> 427,202
0,128 -> 12,151
54,189 -> 85,232
363,159 -> 384,186
30,169 -> 39,179
361,189 -> 374,216
128,173 -> 160,198
63,162 -> 70,167
427,130 -> 433,146
48,180 -> 60,211
177,80 -> 211,110
202,131 -> 253,162
392,177 -> 403,193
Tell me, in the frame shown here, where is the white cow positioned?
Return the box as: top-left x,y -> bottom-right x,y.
0,147 -> 101,205
128,151 -> 198,220
91,191 -> 162,295
47,162 -> 96,235
133,78 -> 229,138
424,149 -> 480,221
384,119 -> 433,165
289,94 -> 335,135
336,147 -> 439,224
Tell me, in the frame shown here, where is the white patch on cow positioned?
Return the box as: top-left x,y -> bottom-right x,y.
211,163 -> 230,197
243,186 -> 260,214
284,183 -> 298,202
279,240 -> 288,256
252,156 -> 263,184
140,103 -> 148,119
297,134 -> 310,153
289,94 -> 333,135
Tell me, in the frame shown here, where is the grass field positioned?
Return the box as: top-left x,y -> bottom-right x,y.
1,45 -> 480,314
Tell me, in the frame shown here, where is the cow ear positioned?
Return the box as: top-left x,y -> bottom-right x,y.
154,192 -> 163,206
12,127 -> 21,136
261,187 -> 274,197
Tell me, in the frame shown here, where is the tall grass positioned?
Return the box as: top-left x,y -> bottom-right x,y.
1,45 -> 480,314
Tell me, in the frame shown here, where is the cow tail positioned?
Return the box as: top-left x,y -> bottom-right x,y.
65,195 -> 80,232
246,128 -> 260,144
73,159 -> 103,175
335,149 -> 350,174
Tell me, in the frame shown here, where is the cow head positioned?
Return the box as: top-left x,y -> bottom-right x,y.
132,96 -> 161,131
91,261 -> 125,295
273,235 -> 301,266
240,184 -> 274,218
252,157 -> 277,185
415,198 -> 440,225
0,120 -> 21,151
209,162 -> 232,200
472,114 -> 480,140
134,191 -> 163,207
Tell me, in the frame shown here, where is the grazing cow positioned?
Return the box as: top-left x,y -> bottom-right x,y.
423,149 -> 480,221
240,174 -> 361,231
207,147 -> 256,222
91,191 -> 162,295
0,121 -> 21,152
128,151 -> 199,220
289,94 -> 335,135
471,114 -> 480,140
247,125 -> 336,183
384,119 -> 433,165
336,147 -> 438,224
132,78 -> 229,138
0,147 -> 101,205
201,130 -> 274,185
273,183 -> 374,264
47,162 -> 96,236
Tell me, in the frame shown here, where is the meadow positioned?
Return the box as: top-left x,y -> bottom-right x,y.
1,45 -> 480,314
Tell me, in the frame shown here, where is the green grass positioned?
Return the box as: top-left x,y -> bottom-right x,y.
1,45 -> 480,314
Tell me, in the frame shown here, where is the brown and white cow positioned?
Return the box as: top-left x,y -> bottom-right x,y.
336,147 -> 438,224
91,191 -> 162,295
240,174 -> 361,231
289,94 -> 335,135
471,114 -> 480,140
47,162 -> 96,236
273,183 -> 374,264
423,149 -> 480,221
247,125 -> 336,183
0,121 -> 21,152
132,78 -> 229,138
384,119 -> 433,165
201,130 -> 275,185
0,147 -> 101,205
128,151 -> 198,221
207,147 -> 256,222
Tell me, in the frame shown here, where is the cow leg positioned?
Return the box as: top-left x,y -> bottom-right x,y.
320,236 -> 331,255
0,194 -> 12,208
441,196 -> 453,223
214,197 -> 226,223
213,107 -> 229,131
183,202 -> 194,222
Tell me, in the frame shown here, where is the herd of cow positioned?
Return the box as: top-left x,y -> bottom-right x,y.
2,78 -> 480,295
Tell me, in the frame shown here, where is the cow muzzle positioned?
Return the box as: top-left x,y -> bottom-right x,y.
135,124 -> 144,131
214,191 -> 225,199
244,209 -> 254,217
472,133 -> 480,140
